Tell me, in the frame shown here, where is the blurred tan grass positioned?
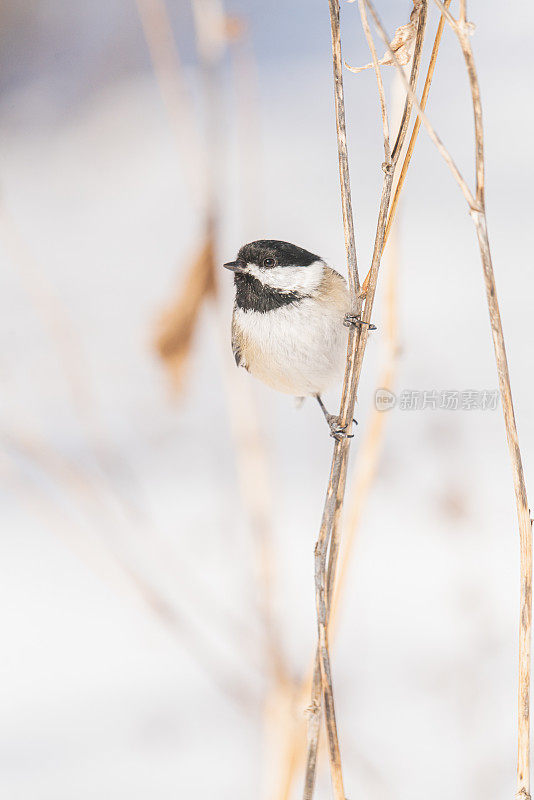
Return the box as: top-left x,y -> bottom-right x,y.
154,230 -> 217,389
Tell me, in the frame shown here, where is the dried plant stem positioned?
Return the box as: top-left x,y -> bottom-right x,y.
328,0 -> 360,300
305,1 -> 360,792
302,654 -> 322,800
369,1 -> 532,796
453,16 -> 531,798
358,0 -> 390,161
365,1 -> 475,208
303,4 -> 427,798
330,71 -> 406,634
357,0 -> 452,297
284,133 -> 402,800
382,0 -> 451,253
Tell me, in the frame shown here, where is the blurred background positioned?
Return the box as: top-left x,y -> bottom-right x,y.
1,1 -> 533,798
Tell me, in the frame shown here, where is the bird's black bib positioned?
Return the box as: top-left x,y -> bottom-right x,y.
234,273 -> 305,313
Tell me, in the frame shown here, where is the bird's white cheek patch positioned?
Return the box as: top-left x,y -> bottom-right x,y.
245,260 -> 324,294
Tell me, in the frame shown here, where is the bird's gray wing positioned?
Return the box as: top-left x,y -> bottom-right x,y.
231,308 -> 245,368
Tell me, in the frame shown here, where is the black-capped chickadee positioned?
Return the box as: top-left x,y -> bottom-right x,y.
224,240 -> 368,438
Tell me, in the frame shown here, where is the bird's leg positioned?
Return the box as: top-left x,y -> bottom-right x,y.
344,313 -> 377,331
315,395 -> 355,441
316,394 -> 337,430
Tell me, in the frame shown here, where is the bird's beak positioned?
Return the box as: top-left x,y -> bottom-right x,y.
223,258 -> 247,273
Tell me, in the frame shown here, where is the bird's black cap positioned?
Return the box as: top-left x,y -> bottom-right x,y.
225,240 -> 320,270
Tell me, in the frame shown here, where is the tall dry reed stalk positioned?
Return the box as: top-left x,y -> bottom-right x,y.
268,12 -> 452,795
331,70 -> 404,637
364,1 -> 532,796
352,0 -> 452,296
304,3 -> 428,797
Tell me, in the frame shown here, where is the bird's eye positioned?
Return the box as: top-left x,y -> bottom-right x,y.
263,257 -> 276,268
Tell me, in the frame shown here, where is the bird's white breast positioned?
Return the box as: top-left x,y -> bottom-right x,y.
234,294 -> 348,397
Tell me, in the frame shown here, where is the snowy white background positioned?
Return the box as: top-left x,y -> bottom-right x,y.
0,1 -> 533,798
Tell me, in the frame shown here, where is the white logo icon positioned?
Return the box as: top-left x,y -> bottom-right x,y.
375,388 -> 396,411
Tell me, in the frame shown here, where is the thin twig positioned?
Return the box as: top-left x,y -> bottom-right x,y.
451,9 -> 531,797
306,0 -> 363,792
296,116 -> 401,800
305,3 -> 361,796
332,122 -> 402,633
304,3 -> 361,795
328,0 -> 360,300
382,0 -> 452,252
354,0 -> 452,297
291,81 -> 405,800
364,1 -> 477,210
389,2 -> 425,164
303,3 -> 427,797
434,0 -> 458,29
358,0 -> 390,162
369,1 -> 532,796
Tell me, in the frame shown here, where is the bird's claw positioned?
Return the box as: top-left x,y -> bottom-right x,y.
326,414 -> 355,441
344,313 -> 377,331
332,428 -> 354,441
331,425 -> 354,441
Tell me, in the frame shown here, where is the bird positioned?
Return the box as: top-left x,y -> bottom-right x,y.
223,239 -> 370,439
